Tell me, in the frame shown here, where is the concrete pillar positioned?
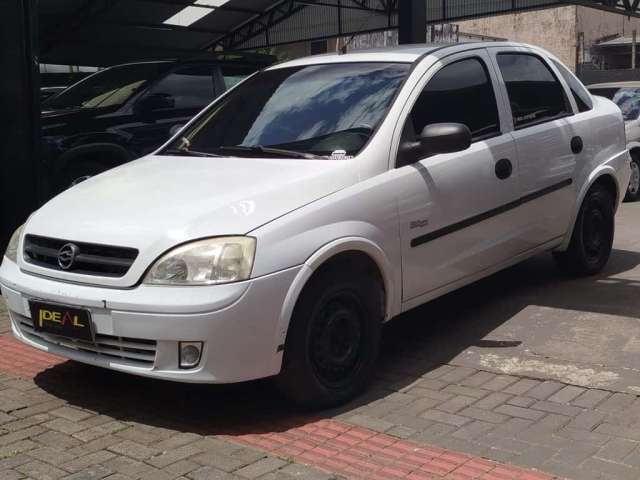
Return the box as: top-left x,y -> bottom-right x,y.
0,0 -> 40,249
633,30 -> 637,70
399,0 -> 427,45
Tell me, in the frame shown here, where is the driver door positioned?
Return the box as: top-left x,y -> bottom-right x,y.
396,51 -> 522,303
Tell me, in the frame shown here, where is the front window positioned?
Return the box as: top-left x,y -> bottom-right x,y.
408,57 -> 500,142
162,62 -> 411,158
43,63 -> 168,110
141,66 -> 216,110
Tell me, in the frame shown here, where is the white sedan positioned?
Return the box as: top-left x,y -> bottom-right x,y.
1,42 -> 631,408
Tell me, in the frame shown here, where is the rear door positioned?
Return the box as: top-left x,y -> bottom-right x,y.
489,48 -> 578,248
396,50 -> 522,302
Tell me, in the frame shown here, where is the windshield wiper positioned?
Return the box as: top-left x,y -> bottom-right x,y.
162,137 -> 221,157
163,148 -> 220,158
212,145 -> 325,159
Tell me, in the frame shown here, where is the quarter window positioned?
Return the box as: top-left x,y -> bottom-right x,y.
551,59 -> 593,113
497,53 -> 569,128
408,58 -> 501,142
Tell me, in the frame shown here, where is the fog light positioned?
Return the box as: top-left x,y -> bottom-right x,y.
179,342 -> 203,369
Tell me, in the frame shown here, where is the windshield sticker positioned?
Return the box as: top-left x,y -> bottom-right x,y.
329,150 -> 353,160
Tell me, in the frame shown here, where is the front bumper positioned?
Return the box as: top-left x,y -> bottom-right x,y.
0,258 -> 301,383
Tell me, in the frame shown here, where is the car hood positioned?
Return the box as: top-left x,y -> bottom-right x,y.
22,154 -> 356,287
41,108 -> 84,118
41,107 -> 105,121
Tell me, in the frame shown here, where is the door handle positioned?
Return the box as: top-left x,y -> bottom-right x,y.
571,136 -> 583,154
495,158 -> 513,180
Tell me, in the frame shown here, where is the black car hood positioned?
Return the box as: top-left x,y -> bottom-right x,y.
41,106 -> 118,124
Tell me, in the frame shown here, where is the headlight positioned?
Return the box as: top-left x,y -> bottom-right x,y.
144,237 -> 256,286
4,225 -> 24,263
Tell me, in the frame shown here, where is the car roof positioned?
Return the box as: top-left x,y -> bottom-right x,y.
270,41 -> 541,69
587,81 -> 640,89
101,52 -> 276,70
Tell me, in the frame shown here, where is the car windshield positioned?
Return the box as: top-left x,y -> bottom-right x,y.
162,62 -> 411,158
590,86 -> 640,121
43,63 -> 168,110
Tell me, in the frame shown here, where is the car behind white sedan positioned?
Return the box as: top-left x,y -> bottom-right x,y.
1,42 -> 631,408
588,81 -> 640,202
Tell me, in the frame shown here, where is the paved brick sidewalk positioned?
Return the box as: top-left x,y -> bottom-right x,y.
0,333 -> 551,480
3,293 -> 640,480
337,365 -> 640,480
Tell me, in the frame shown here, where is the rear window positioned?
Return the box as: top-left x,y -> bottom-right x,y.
497,53 -> 570,128
221,64 -> 262,90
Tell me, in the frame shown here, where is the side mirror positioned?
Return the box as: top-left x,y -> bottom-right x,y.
418,123 -> 472,157
400,123 -> 472,165
136,93 -> 175,115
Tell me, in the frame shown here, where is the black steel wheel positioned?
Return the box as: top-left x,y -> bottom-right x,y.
276,265 -> 383,409
309,291 -> 365,389
553,184 -> 614,276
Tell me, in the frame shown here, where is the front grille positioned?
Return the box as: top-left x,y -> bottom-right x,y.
14,312 -> 156,366
24,235 -> 138,277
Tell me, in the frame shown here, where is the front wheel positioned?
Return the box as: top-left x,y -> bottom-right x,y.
553,184 -> 614,276
275,269 -> 383,409
625,156 -> 640,202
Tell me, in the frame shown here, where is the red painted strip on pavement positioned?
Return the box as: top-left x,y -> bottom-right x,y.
0,336 -> 554,479
0,335 -> 66,378
226,418 -> 554,480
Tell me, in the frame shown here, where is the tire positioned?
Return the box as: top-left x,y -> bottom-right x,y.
275,268 -> 383,409
625,156 -> 640,202
553,184 -> 615,276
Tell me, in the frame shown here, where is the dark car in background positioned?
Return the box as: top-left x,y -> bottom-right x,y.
40,53 -> 274,195
40,86 -> 67,103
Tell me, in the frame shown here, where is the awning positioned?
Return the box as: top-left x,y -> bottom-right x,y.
40,0 -> 639,67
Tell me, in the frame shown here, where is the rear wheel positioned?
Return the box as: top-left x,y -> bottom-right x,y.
625,156 -> 640,202
553,184 -> 614,276
276,269 -> 383,409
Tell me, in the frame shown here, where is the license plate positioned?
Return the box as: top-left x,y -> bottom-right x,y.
29,301 -> 93,341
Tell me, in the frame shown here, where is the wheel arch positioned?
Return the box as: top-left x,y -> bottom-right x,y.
558,167 -> 621,251
270,237 -> 397,374
58,143 -> 132,172
627,142 -> 640,160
